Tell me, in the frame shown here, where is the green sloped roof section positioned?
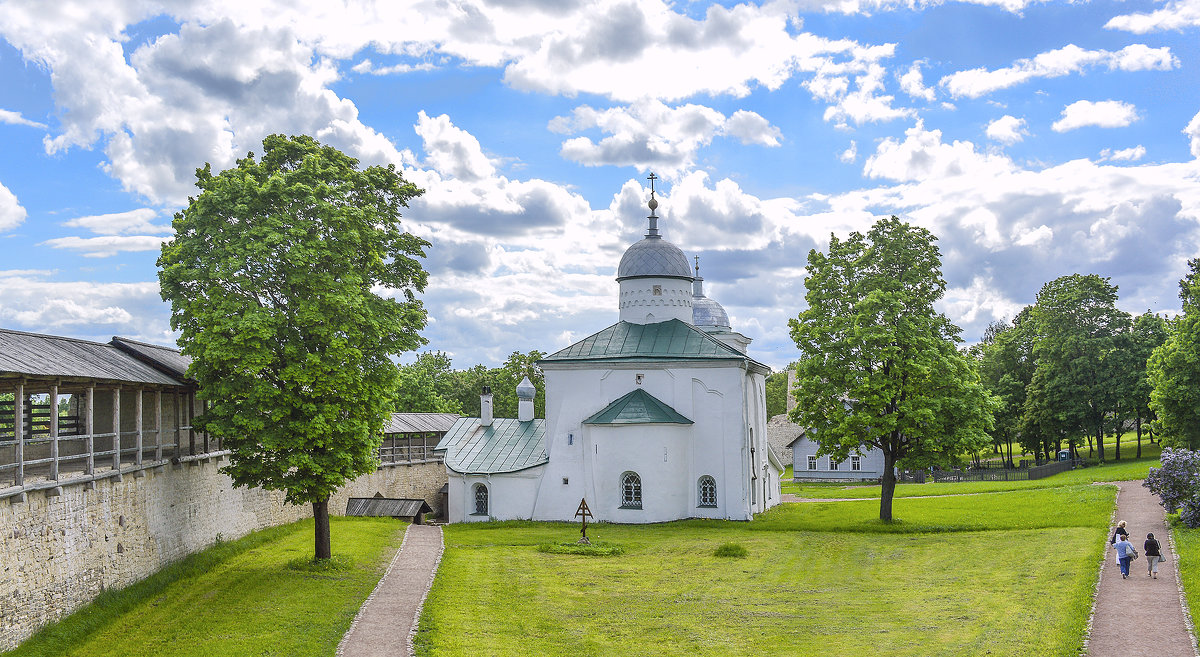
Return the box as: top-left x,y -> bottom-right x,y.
435,417 -> 548,474
583,388 -> 694,425
542,318 -> 746,363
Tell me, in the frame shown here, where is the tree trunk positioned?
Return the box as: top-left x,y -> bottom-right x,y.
1115,428 -> 1121,461
880,449 -> 897,522
1136,409 -> 1143,459
1095,420 -> 1105,463
314,499 -> 331,560
1005,433 -> 1014,468
1087,436 -> 1094,458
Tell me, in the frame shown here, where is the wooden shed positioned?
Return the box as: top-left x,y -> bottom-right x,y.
346,497 -> 434,524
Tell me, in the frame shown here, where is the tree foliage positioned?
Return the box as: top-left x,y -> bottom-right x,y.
788,216 -> 994,521
1022,274 -> 1131,461
765,365 -> 794,418
395,352 -> 463,414
157,134 -> 429,559
1149,259 -> 1200,449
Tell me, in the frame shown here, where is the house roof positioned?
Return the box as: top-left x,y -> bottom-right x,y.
384,412 -> 461,435
435,417 -> 548,475
583,388 -> 693,425
345,497 -> 432,518
541,319 -> 763,368
0,329 -> 192,387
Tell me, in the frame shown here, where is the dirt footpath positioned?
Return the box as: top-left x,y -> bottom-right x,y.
1087,481 -> 1197,657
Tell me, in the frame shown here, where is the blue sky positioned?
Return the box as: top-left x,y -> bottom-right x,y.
0,0 -> 1198,371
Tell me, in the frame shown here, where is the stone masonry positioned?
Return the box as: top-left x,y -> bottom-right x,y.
0,458 -> 446,651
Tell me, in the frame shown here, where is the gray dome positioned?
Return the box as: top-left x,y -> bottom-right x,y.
516,376 -> 536,400
692,296 -> 730,328
617,237 -> 693,281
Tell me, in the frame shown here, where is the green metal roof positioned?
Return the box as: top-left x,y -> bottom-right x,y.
434,417 -> 547,474
541,319 -> 747,363
583,388 -> 693,425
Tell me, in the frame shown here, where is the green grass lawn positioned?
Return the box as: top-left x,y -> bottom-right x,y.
415,486 -> 1113,657
4,517 -> 404,657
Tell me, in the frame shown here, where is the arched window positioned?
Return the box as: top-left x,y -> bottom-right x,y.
620,471 -> 642,509
698,475 -> 717,508
473,484 -> 489,516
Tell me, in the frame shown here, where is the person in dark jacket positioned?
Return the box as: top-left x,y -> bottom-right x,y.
1111,520 -> 1128,544
1146,532 -> 1163,579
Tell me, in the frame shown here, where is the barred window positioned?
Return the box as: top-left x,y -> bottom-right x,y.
473,484 -> 489,516
698,475 -> 717,508
620,471 -> 642,509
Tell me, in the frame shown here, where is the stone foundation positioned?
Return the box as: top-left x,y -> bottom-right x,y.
0,457 -> 446,651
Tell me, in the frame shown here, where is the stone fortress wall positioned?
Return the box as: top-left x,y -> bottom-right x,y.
0,457 -> 446,651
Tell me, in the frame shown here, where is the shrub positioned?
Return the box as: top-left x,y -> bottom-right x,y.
713,542 -> 748,558
1145,448 -> 1200,526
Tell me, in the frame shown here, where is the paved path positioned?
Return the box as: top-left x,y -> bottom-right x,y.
337,523 -> 444,657
1087,481 -> 1196,657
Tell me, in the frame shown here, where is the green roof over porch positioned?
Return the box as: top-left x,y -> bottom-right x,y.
583,388 -> 693,425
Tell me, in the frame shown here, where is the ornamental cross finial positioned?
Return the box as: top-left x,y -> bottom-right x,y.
694,255 -> 700,277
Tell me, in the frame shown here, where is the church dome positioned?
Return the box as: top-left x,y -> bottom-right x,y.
617,237 -> 693,281
516,376 -> 536,400
692,296 -> 730,328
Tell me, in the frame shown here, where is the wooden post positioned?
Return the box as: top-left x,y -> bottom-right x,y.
85,386 -> 95,476
188,393 -> 195,456
112,388 -> 121,471
13,382 -> 23,488
173,391 -> 181,460
154,390 -> 162,462
202,396 -> 210,453
135,388 -> 144,465
49,384 -> 60,480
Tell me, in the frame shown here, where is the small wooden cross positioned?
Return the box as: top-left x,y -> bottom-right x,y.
575,497 -> 593,545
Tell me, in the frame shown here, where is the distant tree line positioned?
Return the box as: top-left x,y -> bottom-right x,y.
970,259 -> 1200,463
394,350 -> 546,419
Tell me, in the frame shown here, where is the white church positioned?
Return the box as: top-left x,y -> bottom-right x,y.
436,180 -> 782,523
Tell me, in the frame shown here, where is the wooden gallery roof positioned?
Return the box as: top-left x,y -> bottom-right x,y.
0,328 -> 193,388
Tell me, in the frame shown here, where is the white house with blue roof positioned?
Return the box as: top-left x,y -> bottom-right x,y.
437,179 -> 782,523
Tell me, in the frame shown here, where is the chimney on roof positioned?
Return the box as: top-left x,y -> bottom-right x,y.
517,376 -> 536,422
481,385 -> 494,427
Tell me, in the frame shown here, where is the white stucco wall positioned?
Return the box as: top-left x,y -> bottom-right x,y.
446,466 -> 544,523
618,277 -> 694,324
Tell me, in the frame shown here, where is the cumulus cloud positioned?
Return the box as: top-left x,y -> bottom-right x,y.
62,208 -> 171,235
0,109 -> 47,129
898,62 -> 936,101
864,121 -> 1014,182
0,181 -> 26,231
1100,145 -> 1147,162
551,100 -> 780,175
941,44 -> 1178,99
1187,110 -> 1200,159
1052,100 -> 1140,132
986,115 -> 1029,144
814,62 -> 914,128
1106,0 -> 1200,33
840,140 -> 858,163
0,270 -> 168,341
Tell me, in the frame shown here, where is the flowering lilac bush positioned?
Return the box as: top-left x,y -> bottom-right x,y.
1145,448 -> 1200,527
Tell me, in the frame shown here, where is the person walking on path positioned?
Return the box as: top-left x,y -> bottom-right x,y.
1087,481 -> 1198,657
1111,519 -> 1128,545
1114,534 -> 1137,579
1145,532 -> 1163,579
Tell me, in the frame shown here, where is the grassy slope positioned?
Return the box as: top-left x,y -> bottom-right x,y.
4,517 -> 404,657
416,486 -> 1112,657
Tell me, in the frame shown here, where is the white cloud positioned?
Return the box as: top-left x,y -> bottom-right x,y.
350,59 -> 436,75
415,110 -> 497,182
551,100 -> 779,175
0,270 -> 166,339
1106,0 -> 1200,33
0,181 -> 26,231
0,109 -> 47,129
1052,100 -> 1139,132
817,63 -> 913,128
840,140 -> 858,163
62,208 -> 171,235
39,235 -> 168,258
986,115 -> 1029,144
898,62 -> 936,102
1100,145 -> 1147,162
1186,110 -> 1200,159
940,44 -> 1178,99
864,121 -> 1014,182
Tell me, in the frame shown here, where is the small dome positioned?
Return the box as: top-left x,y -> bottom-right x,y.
516,376 -> 536,400
617,238 -> 693,281
692,296 -> 730,328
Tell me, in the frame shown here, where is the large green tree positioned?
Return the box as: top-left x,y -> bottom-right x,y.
1023,274 -> 1130,461
158,134 -> 429,560
788,216 -> 994,521
972,314 -> 1034,466
394,352 -> 463,414
1149,259 -> 1200,448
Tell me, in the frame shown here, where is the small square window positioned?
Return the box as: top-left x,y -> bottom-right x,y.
652,285 -> 662,296
562,477 -> 569,485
